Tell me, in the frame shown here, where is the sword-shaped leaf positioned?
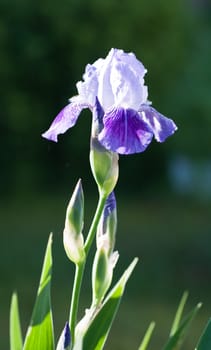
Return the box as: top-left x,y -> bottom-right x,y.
10,293 -> 23,350
169,291 -> 188,337
196,319 -> 211,350
162,302 -> 201,350
138,322 -> 155,350
74,257 -> 138,350
23,234 -> 54,350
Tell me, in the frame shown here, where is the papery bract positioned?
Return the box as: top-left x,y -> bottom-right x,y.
42,48 -> 177,154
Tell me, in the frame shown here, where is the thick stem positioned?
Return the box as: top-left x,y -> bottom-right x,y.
69,192 -> 107,347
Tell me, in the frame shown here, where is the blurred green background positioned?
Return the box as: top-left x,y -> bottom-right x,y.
1,0 -> 211,348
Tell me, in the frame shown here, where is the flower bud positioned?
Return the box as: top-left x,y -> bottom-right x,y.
90,98 -> 119,197
63,179 -> 85,265
56,322 -> 71,350
92,192 -> 119,305
92,245 -> 119,307
92,246 -> 111,306
97,192 -> 117,256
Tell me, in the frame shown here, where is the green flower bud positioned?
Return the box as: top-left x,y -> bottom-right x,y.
63,179 -> 85,265
92,247 -> 111,306
91,192 -> 119,305
66,179 -> 84,235
97,192 -> 117,256
90,140 -> 119,197
90,98 -> 119,197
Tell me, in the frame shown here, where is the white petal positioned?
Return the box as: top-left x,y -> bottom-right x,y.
110,49 -> 148,109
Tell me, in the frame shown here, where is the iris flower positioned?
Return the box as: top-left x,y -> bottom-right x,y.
42,48 -> 177,154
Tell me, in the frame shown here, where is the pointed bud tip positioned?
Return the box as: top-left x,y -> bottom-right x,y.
66,179 -> 84,228
73,178 -> 83,197
64,322 -> 71,348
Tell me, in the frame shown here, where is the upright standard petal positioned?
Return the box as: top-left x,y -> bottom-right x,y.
98,107 -> 153,154
97,49 -> 115,110
110,49 -> 148,110
140,105 -> 178,142
42,102 -> 87,142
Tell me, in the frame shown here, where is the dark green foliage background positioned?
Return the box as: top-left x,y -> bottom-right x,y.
0,0 -> 211,349
1,0 -> 210,196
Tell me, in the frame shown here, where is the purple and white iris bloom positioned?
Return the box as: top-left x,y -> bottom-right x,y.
42,48 -> 177,154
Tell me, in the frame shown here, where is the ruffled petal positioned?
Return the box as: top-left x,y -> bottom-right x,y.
98,107 -> 153,154
110,49 -> 148,109
42,102 -> 87,142
140,104 -> 178,142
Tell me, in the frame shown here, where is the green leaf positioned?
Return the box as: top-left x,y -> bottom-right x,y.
10,292 -> 23,350
138,322 -> 155,350
162,302 -> 202,350
196,319 -> 211,350
74,257 -> 138,350
23,234 -> 54,350
169,291 -> 189,337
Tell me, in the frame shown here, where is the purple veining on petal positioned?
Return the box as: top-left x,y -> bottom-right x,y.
91,98 -> 105,140
42,102 -> 87,142
101,192 -> 116,238
103,192 -> 116,220
98,107 -> 153,154
93,97 -> 104,126
140,104 -> 178,142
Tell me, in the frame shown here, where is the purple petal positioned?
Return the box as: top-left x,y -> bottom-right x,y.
56,322 -> 71,350
64,322 -> 71,348
103,191 -> 116,220
92,97 -> 104,130
140,105 -> 177,142
42,102 -> 87,142
98,107 -> 153,154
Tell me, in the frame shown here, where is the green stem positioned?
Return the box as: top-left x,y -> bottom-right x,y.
69,192 -> 107,347
69,262 -> 85,346
84,193 -> 107,254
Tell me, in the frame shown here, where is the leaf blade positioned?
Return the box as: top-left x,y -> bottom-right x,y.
74,257 -> 138,350
170,291 -> 188,337
10,292 -> 23,350
196,319 -> 211,350
163,302 -> 202,350
138,322 -> 155,350
23,234 -> 54,350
